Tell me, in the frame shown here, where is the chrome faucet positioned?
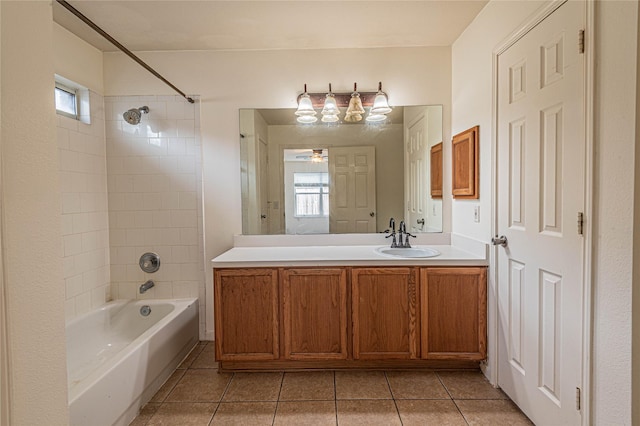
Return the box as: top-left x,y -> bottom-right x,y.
139,280 -> 155,294
385,218 -> 398,248
398,221 -> 416,248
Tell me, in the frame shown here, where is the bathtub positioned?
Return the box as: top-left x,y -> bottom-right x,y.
67,298 -> 199,426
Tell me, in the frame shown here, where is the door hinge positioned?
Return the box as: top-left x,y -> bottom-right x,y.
577,212 -> 584,235
579,29 -> 585,54
576,387 -> 581,411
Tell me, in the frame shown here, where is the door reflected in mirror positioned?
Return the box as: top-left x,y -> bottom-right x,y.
239,105 -> 443,235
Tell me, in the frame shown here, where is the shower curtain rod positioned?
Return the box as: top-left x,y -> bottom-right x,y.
56,0 -> 195,104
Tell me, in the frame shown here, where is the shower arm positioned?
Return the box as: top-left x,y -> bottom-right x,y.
55,0 -> 195,104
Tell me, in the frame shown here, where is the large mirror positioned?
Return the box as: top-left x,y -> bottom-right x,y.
240,105 -> 443,235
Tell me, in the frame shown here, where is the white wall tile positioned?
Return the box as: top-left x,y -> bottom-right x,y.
58,91 -> 111,322
105,96 -> 203,332
75,292 -> 92,316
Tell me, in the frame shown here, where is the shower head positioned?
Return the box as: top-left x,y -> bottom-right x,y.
123,106 -> 149,125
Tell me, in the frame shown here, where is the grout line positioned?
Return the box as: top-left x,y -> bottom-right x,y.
452,399 -> 471,426
220,373 -> 235,400
384,371 -> 404,425
333,371 -> 338,425
436,372 -> 470,426
271,372 -> 285,426
435,371 -> 454,399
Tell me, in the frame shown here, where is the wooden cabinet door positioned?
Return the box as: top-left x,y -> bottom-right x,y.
281,268 -> 348,360
452,126 -> 479,199
351,268 -> 419,360
420,267 -> 487,360
214,268 -> 279,361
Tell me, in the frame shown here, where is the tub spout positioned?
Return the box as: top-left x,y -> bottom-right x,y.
139,280 -> 154,294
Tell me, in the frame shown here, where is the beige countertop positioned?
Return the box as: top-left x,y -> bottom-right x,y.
211,244 -> 487,268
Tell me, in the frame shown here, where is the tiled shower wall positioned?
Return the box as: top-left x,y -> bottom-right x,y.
57,91 -> 111,320
104,95 -> 205,337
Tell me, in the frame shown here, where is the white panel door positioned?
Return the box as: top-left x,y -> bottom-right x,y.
496,2 -> 584,424
405,114 -> 428,233
329,146 -> 376,233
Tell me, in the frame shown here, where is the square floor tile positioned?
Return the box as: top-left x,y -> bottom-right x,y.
222,372 -> 283,401
279,371 -> 335,401
274,401 -> 337,425
177,342 -> 207,369
150,369 -> 186,403
437,371 -> 507,399
146,402 -> 216,426
190,342 -> 217,369
165,369 -> 232,402
129,402 -> 161,426
396,399 -> 467,425
211,401 -> 277,425
336,399 -> 401,426
335,371 -> 391,400
386,371 -> 450,399
455,399 -> 533,425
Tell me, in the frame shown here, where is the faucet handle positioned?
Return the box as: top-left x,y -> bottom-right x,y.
403,232 -> 416,248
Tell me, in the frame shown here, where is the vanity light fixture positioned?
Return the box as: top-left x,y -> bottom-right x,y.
344,83 -> 365,122
296,82 -> 391,124
295,84 -> 318,123
365,82 -> 392,122
321,84 -> 340,123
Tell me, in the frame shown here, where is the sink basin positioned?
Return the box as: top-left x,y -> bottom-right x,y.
375,246 -> 440,258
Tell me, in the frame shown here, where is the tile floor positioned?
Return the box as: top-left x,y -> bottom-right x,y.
130,342 -> 532,425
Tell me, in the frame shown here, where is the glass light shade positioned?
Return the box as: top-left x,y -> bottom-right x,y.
370,91 -> 392,115
344,113 -> 363,122
321,114 -> 339,123
321,93 -> 340,116
297,114 -> 318,124
295,93 -> 316,116
365,113 -> 387,122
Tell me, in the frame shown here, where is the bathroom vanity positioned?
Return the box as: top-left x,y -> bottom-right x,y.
211,235 -> 488,372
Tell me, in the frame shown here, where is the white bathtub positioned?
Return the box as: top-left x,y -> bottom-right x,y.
67,298 -> 199,426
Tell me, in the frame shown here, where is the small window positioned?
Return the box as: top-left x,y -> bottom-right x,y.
55,82 -> 78,119
294,172 -> 329,217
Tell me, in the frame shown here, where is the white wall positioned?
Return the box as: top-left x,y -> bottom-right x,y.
634,3 -> 640,420
592,1 -> 637,423
1,1 -> 69,424
452,0 -> 638,423
53,22 -> 104,94
103,46 -> 452,339
105,95 -> 206,338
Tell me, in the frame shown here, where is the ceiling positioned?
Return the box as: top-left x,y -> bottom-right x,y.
53,1 -> 488,52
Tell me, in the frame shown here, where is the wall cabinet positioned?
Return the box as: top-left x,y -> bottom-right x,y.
214,265 -> 486,369
452,125 -> 479,199
281,268 -> 348,360
421,267 -> 487,360
351,268 -> 418,360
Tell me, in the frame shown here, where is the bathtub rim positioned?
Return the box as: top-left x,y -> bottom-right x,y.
66,297 -> 198,405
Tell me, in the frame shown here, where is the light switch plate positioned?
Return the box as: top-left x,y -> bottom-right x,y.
473,205 -> 480,223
